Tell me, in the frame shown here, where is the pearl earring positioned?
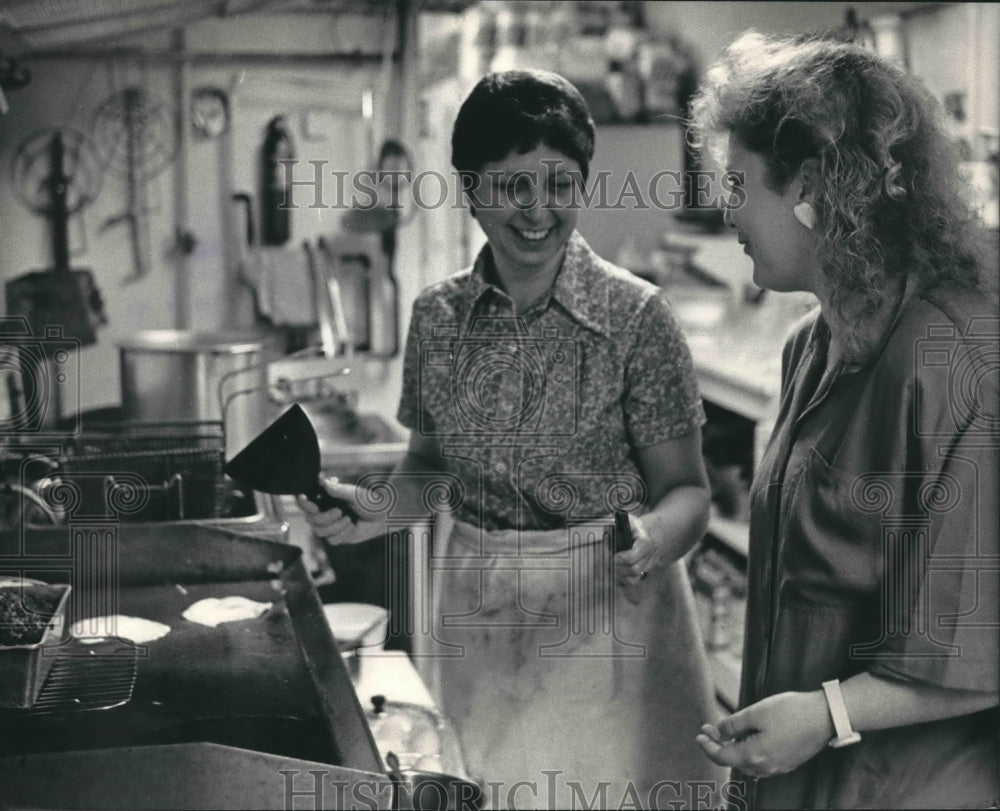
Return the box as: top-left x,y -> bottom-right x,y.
793,202 -> 816,230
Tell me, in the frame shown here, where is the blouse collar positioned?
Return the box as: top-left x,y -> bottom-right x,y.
464,230 -> 613,337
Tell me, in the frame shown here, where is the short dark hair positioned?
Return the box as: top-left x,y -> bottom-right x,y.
451,70 -> 596,182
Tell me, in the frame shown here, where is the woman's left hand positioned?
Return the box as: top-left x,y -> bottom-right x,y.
613,514 -> 658,601
695,691 -> 833,779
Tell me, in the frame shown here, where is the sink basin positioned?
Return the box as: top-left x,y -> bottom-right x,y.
294,404 -> 408,480
264,355 -> 408,472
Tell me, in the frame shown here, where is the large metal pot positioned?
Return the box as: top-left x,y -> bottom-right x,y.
119,330 -> 275,459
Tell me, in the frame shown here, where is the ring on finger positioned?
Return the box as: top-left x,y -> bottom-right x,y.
639,570 -> 647,580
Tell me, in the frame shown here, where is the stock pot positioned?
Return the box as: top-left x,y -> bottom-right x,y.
119,329 -> 274,458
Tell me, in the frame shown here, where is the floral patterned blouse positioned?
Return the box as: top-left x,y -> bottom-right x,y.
397,230 -> 704,531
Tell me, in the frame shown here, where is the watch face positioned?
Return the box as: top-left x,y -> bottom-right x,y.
191,87 -> 229,138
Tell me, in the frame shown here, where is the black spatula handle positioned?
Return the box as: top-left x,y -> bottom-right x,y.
303,483 -> 359,523
613,509 -> 634,554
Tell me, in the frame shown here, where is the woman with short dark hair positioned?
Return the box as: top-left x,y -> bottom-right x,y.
450,70 -> 597,184
302,69 -> 725,807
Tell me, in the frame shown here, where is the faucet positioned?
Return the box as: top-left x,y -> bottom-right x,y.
269,360 -> 355,407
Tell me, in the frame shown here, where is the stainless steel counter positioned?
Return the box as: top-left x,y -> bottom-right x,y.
658,232 -> 809,710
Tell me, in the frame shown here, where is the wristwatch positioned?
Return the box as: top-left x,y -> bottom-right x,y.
822,679 -> 862,748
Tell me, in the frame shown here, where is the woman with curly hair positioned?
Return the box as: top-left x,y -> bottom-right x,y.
689,31 -> 998,809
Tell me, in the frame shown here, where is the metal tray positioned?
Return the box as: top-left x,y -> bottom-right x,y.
0,579 -> 72,709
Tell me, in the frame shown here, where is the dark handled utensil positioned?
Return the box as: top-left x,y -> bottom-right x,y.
613,509 -> 634,555
223,403 -> 358,521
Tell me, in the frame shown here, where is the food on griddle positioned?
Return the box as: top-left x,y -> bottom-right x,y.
0,584 -> 65,647
182,596 -> 273,628
70,614 -> 171,644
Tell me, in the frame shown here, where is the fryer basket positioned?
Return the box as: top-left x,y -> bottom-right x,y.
50,421 -> 227,521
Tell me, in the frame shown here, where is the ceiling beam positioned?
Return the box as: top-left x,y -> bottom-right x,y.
20,47 -> 398,65
9,2 -> 228,51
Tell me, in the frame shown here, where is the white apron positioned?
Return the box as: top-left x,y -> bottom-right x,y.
424,518 -> 726,809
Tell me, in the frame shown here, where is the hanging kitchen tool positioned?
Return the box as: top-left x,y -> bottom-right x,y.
335,4 -> 409,359
0,54 -> 31,114
260,116 -> 295,246
6,127 -> 108,348
92,85 -> 178,284
190,86 -> 230,140
232,192 -> 273,321
339,139 -> 413,358
304,240 -> 342,358
315,236 -> 361,355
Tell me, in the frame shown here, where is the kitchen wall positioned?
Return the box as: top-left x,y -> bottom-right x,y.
643,1 -> 892,68
419,2 -> 992,282
651,2 -> 998,164
0,9 -> 419,427
574,123 -> 685,265
0,43 -> 179,420
3,2 -> 993,429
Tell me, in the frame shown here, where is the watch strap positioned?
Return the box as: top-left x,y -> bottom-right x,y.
822,679 -> 862,748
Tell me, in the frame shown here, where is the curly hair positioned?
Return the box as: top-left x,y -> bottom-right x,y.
451,70 -> 596,182
688,31 -> 989,349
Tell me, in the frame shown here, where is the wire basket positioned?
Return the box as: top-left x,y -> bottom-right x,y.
50,421 -> 227,522
61,420 -> 225,455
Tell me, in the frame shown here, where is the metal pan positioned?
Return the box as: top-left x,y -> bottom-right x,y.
0,578 -> 72,709
385,751 -> 483,811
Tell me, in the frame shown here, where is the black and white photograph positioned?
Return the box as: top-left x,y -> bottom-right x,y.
0,2 -> 997,809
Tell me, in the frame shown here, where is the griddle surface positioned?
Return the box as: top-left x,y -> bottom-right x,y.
1,579 -> 338,764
